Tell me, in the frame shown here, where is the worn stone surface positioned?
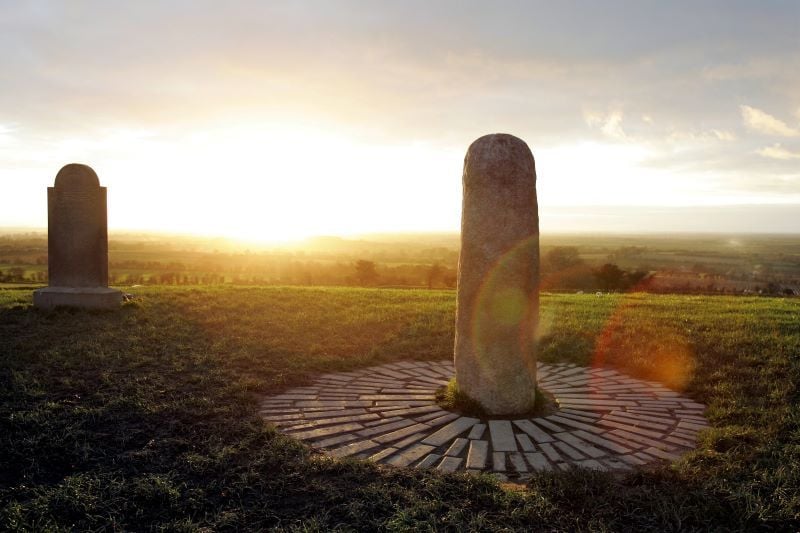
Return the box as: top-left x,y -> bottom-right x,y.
455,134 -> 539,415
32,287 -> 125,310
260,360 -> 708,477
34,164 -> 121,309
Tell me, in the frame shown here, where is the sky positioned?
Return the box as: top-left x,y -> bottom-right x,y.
1,1 -> 799,240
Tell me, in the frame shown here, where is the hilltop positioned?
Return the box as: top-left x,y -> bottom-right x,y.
1,286 -> 798,530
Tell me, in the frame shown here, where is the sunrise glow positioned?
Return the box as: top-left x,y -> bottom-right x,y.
1,2 -> 799,238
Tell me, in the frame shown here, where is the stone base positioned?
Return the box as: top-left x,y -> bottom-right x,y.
33,286 -> 123,310
260,360 -> 709,475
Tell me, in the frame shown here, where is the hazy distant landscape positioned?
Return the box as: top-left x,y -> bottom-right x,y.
2,230 -> 799,295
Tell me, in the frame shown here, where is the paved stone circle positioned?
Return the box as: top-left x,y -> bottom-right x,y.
260,360 -> 708,480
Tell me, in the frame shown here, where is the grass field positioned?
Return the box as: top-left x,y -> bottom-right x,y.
1,286 -> 798,530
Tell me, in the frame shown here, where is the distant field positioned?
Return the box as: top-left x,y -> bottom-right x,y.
1,285 -> 798,529
2,231 -> 800,292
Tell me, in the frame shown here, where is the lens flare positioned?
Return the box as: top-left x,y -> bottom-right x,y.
592,296 -> 695,391
466,235 -> 539,379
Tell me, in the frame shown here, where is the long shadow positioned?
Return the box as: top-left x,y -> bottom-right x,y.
1,293 -> 797,529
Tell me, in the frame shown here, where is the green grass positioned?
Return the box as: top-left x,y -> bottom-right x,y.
1,286 -> 799,530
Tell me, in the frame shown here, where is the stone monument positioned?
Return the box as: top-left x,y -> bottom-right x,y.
33,164 -> 122,310
454,134 -> 539,415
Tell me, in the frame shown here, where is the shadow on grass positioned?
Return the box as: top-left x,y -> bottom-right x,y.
0,289 -> 798,530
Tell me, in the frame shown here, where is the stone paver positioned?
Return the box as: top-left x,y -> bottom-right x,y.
515,433 -> 536,452
513,419 -> 555,443
489,420 -> 518,452
438,456 -> 463,472
444,438 -> 469,457
421,416 -> 479,446
329,439 -> 379,458
392,432 -> 428,449
553,441 -> 586,460
260,360 -> 707,477
374,423 -> 430,444
385,444 -> 435,467
525,452 -> 552,471
314,433 -> 359,448
416,453 -> 442,469
508,452 -> 528,473
356,418 -> 415,437
467,423 -> 486,439
492,452 -> 507,471
467,440 -> 489,469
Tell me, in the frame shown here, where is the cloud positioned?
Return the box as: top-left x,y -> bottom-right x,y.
585,110 -> 626,139
3,2 -> 800,234
712,129 -> 736,141
666,129 -> 736,143
740,105 -> 799,137
0,124 -> 15,146
756,143 -> 800,160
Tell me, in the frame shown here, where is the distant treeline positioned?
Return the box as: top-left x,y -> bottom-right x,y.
107,259 -> 458,289
0,247 -> 648,292
540,247 -> 649,292
1,233 -> 799,294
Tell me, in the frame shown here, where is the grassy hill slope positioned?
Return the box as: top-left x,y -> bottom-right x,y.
1,286 -> 798,530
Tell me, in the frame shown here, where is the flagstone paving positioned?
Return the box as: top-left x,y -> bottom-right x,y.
260,360 -> 708,480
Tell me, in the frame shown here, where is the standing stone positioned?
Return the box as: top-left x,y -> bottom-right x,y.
33,164 -> 122,309
454,134 -> 539,415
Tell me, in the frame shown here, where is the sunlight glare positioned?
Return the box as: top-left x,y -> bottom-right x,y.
101,124 -> 462,242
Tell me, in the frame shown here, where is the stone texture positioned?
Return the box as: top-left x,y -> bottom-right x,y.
489,420 -> 518,452
513,419 -> 555,443
385,444 -> 435,467
492,451 -> 507,471
454,134 -> 539,415
525,452 -> 552,471
416,453 -> 442,469
466,440 -> 489,469
508,452 -> 528,473
444,438 -> 469,457
515,433 -> 536,452
34,164 -> 121,309
468,423 -> 486,440
438,456 -> 463,472
33,287 -> 124,310
421,417 -> 479,446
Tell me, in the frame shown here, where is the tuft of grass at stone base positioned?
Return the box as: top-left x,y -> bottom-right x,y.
436,378 -> 488,417
436,378 -> 555,418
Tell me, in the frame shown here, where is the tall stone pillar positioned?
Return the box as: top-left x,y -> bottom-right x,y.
33,164 -> 122,310
454,134 -> 539,415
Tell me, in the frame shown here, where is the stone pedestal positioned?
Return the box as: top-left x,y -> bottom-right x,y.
454,134 -> 539,415
34,164 -> 121,310
33,287 -> 123,310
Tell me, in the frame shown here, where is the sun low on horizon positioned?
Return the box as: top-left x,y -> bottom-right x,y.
1,2 -> 799,240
